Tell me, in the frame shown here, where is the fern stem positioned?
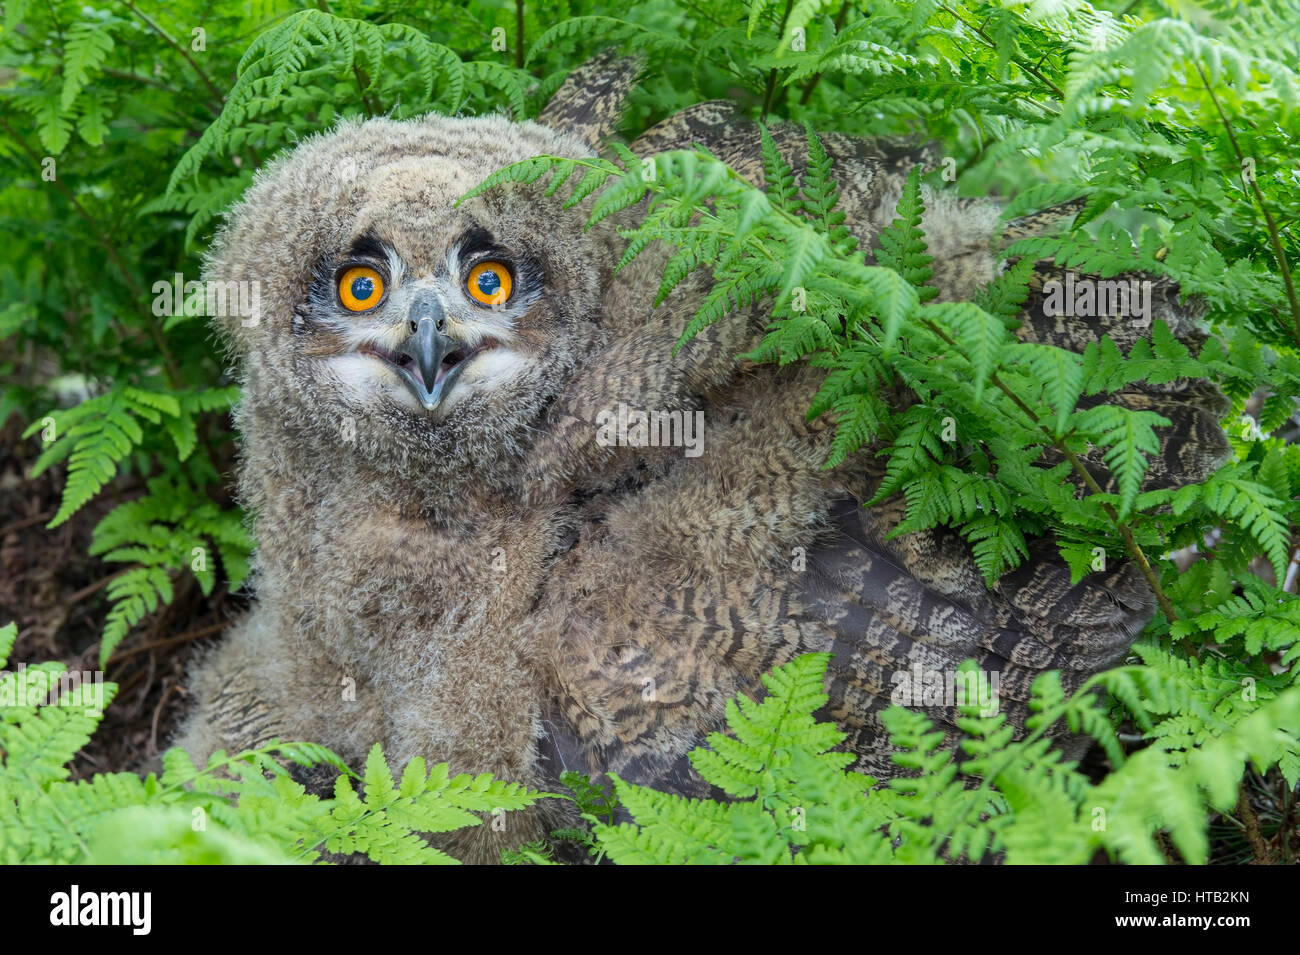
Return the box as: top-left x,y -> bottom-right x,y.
1235,781 -> 1272,863
295,804 -> 382,860
352,64 -> 381,115
67,565 -> 138,606
798,2 -> 852,107
760,0 -> 797,120
921,319 -> 1181,623
101,67 -> 187,93
939,5 -> 1065,103
0,510 -> 56,537
117,0 -> 227,108
515,0 -> 526,71
106,619 -> 230,666
147,679 -> 178,759
1280,776 -> 1296,864
1194,61 -> 1300,350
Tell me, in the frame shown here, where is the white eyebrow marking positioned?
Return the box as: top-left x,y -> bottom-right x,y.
382,245 -> 408,288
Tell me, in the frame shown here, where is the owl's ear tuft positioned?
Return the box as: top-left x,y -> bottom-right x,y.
537,48 -> 645,151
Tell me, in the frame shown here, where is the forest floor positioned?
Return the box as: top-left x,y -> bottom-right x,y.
0,414 -> 242,779
0,411 -> 1281,863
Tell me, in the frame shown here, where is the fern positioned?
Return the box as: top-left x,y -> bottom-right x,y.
591,654 -> 899,864
589,652 -> 1300,864
23,385 -> 247,663
59,18 -> 116,112
166,10 -> 526,200
6,0 -> 1300,866
23,387 -> 201,526
0,625 -> 546,865
873,167 -> 936,303
1173,590 -> 1300,662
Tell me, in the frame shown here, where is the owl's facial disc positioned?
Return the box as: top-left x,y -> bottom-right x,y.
309,230 -> 543,420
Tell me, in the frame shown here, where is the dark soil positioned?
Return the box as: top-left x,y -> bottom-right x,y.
0,413 -> 243,780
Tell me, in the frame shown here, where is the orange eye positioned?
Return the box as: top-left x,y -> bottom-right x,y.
466,261 -> 513,305
338,266 -> 385,312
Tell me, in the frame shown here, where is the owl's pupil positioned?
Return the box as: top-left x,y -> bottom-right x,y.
351,276 -> 374,301
476,270 -> 500,296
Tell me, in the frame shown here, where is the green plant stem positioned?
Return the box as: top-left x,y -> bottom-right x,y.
515,0 -> 526,70
799,2 -> 852,107
352,64 -> 381,114
939,4 -> 1065,102
117,0 -> 227,108
760,0 -> 796,119
1194,61 -> 1300,350
101,67 -> 184,92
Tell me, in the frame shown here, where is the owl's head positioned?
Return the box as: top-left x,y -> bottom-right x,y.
206,111 -> 622,493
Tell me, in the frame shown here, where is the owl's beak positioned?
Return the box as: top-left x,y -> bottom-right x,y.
397,316 -> 465,412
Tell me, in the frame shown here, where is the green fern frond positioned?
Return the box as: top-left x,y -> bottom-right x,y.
1172,470 -> 1292,582
23,387 -> 186,528
759,124 -> 800,213
170,10 -> 475,191
0,654 -> 543,866
60,19 -> 116,112
1071,404 -> 1168,518
874,166 -> 936,301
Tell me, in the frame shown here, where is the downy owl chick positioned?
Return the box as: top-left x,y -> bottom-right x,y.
175,53 -> 1229,862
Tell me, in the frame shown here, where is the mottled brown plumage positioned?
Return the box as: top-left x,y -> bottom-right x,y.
175,54 -> 1229,862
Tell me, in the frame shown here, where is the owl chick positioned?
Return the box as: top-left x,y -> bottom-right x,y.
175,54 -> 1229,862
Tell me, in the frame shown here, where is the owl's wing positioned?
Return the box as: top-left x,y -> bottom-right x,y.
632,101 -> 1231,486
536,48 -> 645,151
795,497 -> 1153,780
632,100 -> 942,226
530,103 -> 1229,795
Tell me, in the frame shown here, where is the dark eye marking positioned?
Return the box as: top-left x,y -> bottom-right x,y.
457,226 -> 502,259
347,232 -> 390,262
301,232 -> 397,326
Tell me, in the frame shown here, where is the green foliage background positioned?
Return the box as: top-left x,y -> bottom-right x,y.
1,0 -> 1299,863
